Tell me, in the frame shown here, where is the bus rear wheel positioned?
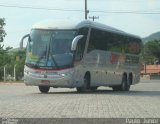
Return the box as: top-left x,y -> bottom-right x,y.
120,74 -> 130,91
126,74 -> 132,91
112,86 -> 120,91
112,74 -> 130,91
90,86 -> 98,91
39,86 -> 50,93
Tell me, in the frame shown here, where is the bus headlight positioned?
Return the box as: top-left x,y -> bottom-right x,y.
60,74 -> 66,77
60,73 -> 70,77
59,70 -> 74,77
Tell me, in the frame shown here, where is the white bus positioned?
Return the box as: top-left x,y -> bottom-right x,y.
20,20 -> 142,93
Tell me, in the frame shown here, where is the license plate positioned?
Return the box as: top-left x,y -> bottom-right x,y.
41,80 -> 50,84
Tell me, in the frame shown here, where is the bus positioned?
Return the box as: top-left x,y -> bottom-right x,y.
20,20 -> 142,93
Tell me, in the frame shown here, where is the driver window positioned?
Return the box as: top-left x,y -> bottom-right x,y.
75,28 -> 88,61
75,40 -> 85,61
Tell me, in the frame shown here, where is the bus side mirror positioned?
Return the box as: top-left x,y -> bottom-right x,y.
19,34 -> 30,49
71,35 -> 84,51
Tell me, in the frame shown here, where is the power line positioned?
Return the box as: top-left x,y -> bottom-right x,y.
0,3 -> 160,14
91,10 -> 160,14
0,4 -> 83,12
91,8 -> 160,14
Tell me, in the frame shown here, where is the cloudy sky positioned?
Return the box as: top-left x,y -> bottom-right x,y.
0,0 -> 160,48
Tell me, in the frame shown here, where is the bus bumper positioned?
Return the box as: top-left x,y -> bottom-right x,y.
24,66 -> 75,88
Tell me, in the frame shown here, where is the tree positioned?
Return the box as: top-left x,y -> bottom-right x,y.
142,40 -> 160,64
0,18 -> 7,80
0,18 -> 6,42
0,48 -> 11,80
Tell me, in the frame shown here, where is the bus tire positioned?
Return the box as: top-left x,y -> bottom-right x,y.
120,74 -> 128,91
39,86 -> 50,93
126,74 -> 132,91
112,74 -> 128,91
90,86 -> 98,91
76,73 -> 90,93
84,74 -> 90,90
112,86 -> 120,91
76,87 -> 83,93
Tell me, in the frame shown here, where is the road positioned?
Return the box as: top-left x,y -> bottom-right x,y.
0,80 -> 160,118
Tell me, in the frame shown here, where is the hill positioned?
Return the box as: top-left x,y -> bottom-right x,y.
143,32 -> 160,43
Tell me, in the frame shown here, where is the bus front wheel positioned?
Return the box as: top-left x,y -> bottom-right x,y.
76,73 -> 90,93
38,86 -> 50,93
76,87 -> 83,92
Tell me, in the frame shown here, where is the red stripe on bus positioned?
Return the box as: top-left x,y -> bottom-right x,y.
28,67 -> 73,72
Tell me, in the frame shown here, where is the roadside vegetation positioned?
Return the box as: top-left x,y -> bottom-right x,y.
141,40 -> 160,64
0,18 -> 25,81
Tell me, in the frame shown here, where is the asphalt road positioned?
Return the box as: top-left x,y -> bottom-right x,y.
0,80 -> 160,118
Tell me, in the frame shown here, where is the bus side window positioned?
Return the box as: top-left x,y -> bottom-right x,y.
88,29 -> 107,52
126,37 -> 141,55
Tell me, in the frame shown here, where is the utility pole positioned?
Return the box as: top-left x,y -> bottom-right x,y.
14,64 -> 17,81
85,0 -> 89,20
89,16 -> 99,21
4,65 -> 6,82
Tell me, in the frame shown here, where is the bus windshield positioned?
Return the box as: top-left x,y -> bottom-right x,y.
26,29 -> 76,70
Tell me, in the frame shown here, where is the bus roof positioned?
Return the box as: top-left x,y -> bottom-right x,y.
32,19 -> 78,30
32,20 -> 141,39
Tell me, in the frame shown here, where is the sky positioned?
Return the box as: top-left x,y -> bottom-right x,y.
0,0 -> 160,48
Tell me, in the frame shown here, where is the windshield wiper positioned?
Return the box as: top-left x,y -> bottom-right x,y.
47,49 -> 59,69
35,45 -> 48,66
47,35 -> 59,69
